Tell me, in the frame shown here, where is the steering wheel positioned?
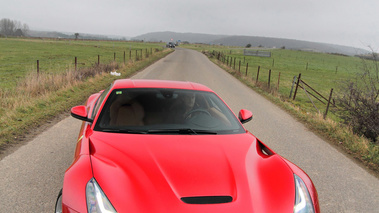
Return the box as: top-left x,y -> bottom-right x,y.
185,108 -> 211,119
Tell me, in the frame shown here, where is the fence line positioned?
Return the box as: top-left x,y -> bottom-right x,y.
292,73 -> 335,118
0,48 -> 159,77
212,50 -> 335,119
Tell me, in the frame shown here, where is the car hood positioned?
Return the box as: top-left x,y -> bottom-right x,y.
89,132 -> 295,212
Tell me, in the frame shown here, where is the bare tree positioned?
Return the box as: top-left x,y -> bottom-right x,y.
22,23 -> 29,36
0,18 -> 29,36
0,18 -> 15,35
14,20 -> 22,30
74,33 -> 79,40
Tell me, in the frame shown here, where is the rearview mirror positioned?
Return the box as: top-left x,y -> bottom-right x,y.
71,106 -> 93,122
238,109 -> 253,124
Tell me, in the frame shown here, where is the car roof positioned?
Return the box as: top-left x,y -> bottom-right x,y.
111,79 -> 213,92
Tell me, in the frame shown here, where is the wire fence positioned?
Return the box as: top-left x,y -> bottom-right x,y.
0,47 -> 163,89
208,50 -> 339,118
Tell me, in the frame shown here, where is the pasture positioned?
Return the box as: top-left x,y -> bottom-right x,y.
0,38 -> 163,89
0,38 -> 169,149
190,45 -> 368,117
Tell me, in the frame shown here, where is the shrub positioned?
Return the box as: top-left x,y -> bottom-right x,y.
336,53 -> 379,143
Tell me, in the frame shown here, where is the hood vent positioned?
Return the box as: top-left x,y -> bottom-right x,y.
181,196 -> 233,204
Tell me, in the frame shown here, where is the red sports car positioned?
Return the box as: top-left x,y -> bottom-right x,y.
55,79 -> 319,213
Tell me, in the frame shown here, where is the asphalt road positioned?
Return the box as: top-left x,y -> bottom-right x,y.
0,48 -> 378,212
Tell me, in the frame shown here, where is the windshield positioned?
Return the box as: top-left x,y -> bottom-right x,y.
94,88 -> 245,134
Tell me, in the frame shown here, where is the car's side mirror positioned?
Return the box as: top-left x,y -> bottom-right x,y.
238,109 -> 253,124
71,106 -> 93,122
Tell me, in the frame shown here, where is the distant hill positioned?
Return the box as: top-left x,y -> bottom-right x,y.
25,30 -> 369,56
28,30 -> 130,40
132,31 -> 369,56
132,31 -> 228,44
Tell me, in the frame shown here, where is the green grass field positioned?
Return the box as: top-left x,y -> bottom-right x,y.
187,45 -> 368,116
0,38 -> 164,89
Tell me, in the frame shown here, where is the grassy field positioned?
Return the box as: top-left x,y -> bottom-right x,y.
185,45 -> 367,116
0,38 -> 163,89
183,44 -> 378,173
0,37 -> 171,151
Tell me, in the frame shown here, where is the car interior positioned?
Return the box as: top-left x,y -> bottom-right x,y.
96,89 -> 237,132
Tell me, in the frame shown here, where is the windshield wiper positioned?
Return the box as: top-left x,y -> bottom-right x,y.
147,129 -> 217,135
102,129 -> 218,135
102,129 -> 148,134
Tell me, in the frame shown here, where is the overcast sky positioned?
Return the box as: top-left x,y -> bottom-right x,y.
1,0 -> 378,50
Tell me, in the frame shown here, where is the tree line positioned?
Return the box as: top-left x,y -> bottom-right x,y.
0,18 -> 29,37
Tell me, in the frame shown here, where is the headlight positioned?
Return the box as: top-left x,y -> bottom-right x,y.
86,178 -> 117,213
294,174 -> 315,213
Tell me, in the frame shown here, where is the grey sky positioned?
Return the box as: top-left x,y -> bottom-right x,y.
2,0 -> 378,50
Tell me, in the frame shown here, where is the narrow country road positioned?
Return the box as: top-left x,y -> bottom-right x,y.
0,48 -> 378,212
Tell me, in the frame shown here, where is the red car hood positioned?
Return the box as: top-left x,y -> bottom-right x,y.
89,132 -> 295,212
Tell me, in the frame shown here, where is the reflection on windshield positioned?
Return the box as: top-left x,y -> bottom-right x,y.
94,88 -> 244,134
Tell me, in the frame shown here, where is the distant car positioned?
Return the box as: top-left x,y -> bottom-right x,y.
55,79 -> 319,213
166,42 -> 175,48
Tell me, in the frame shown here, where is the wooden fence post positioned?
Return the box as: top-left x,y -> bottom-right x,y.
256,66 -> 260,83
268,69 -> 271,88
245,63 -> 249,76
124,51 -> 126,64
114,52 -> 116,62
238,61 -> 241,73
293,73 -> 302,100
289,75 -> 297,98
277,72 -> 281,91
323,88 -> 334,119
37,60 -> 39,77
75,57 -> 77,71
98,55 -> 100,65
